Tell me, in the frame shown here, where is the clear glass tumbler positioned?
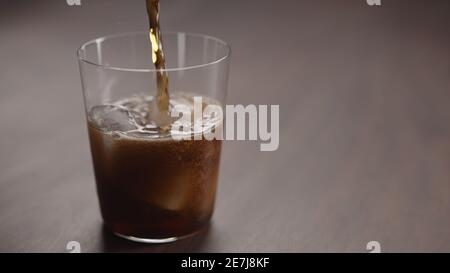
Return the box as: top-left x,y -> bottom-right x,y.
77,32 -> 230,243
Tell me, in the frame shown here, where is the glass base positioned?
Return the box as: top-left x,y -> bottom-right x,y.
113,232 -> 178,243
113,228 -> 203,244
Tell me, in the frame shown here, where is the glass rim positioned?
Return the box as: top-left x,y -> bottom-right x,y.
77,31 -> 231,73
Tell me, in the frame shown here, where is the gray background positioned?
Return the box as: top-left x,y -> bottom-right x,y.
0,0 -> 449,252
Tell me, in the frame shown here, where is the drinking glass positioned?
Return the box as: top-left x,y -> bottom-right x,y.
77,31 -> 230,243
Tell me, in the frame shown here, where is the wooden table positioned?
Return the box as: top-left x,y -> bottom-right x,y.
0,0 -> 449,252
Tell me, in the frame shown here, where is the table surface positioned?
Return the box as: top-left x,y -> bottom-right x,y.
0,0 -> 449,252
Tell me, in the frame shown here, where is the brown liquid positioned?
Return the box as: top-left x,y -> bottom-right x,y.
87,1 -> 221,240
146,0 -> 170,126
88,95 -> 222,239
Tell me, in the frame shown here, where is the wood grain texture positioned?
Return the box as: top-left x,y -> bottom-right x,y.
0,0 -> 449,252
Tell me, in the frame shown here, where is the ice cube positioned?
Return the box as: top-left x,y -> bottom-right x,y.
89,105 -> 139,132
145,172 -> 195,212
